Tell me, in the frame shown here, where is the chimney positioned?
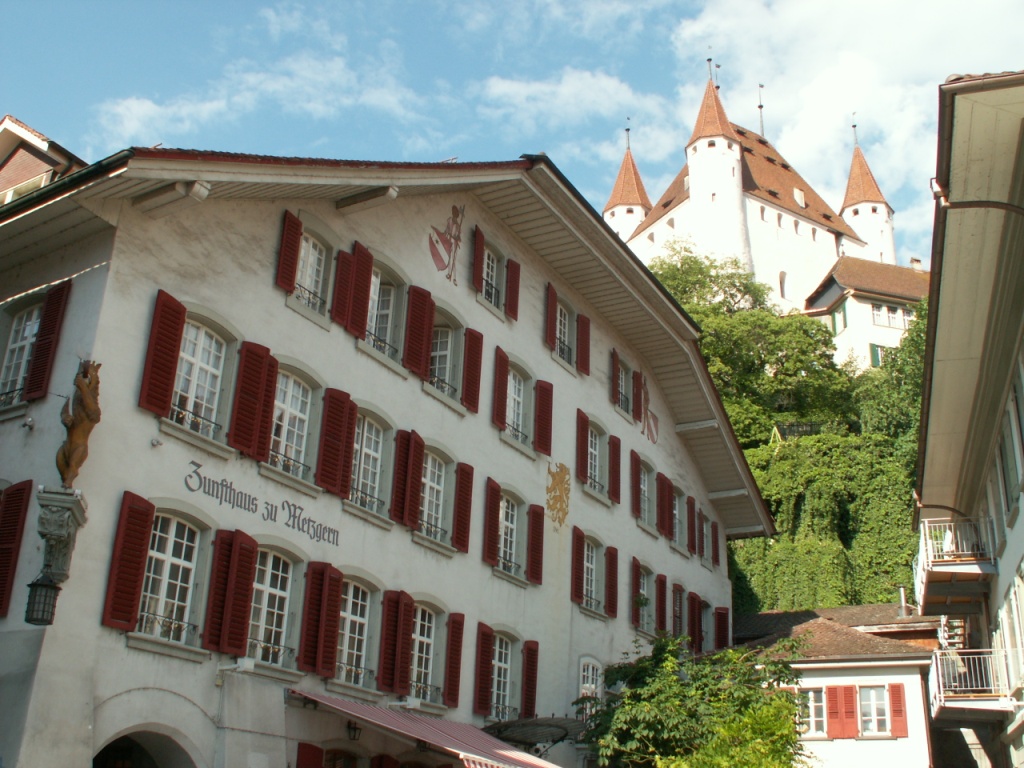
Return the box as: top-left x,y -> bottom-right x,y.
910,257 -> 923,271
897,585 -> 911,618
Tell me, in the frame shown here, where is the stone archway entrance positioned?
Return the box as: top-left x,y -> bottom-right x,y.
93,732 -> 198,768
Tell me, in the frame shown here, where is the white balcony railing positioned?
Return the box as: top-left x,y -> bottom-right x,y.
919,519 -> 996,567
930,649 -> 1011,713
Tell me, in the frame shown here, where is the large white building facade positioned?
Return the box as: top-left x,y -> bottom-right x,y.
603,81 -> 926,369
915,71 -> 1024,768
0,130 -> 771,768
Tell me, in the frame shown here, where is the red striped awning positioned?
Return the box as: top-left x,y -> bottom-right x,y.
289,690 -> 562,768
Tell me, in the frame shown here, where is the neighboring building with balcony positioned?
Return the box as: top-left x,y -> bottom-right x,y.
916,71 -> 1024,767
0,129 -> 772,768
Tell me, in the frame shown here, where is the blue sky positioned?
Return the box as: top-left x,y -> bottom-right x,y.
7,0 -> 1023,267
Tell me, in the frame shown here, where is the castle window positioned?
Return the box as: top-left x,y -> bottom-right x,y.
777,213 -> 783,228
811,227 -> 817,241
759,206 -> 766,221
779,272 -> 787,300
871,205 -> 878,214
794,220 -> 800,234
707,140 -> 716,148
625,207 -> 634,215
852,208 -> 860,216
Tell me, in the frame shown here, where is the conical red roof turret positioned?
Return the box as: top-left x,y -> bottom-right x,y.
841,145 -> 888,210
604,147 -> 652,213
687,80 -> 739,146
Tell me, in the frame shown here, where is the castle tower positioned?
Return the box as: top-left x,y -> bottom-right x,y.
603,132 -> 652,241
840,145 -> 896,264
682,80 -> 753,270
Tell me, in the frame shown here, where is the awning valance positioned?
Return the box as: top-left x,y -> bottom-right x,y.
289,690 -> 564,768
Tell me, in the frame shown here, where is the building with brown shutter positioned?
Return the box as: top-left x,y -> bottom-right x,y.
0,122 -> 772,768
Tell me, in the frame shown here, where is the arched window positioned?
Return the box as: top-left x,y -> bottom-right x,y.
269,370 -> 314,480
336,579 -> 376,687
138,513 -> 202,644
248,549 -> 294,665
350,410 -> 390,516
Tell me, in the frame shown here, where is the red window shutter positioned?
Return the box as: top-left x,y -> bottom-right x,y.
347,242 -> 375,338
394,591 -> 415,695
630,451 -> 642,519
377,590 -> 400,692
472,226 -> 485,293
298,562 -> 327,673
482,478 -> 501,566
544,283 -> 557,349
23,280 -> 72,402
296,743 -> 324,768
451,463 -> 474,553
390,430 -> 411,524
575,409 -> 589,483
504,260 -> 520,320
570,526 -> 585,604
533,380 -> 553,455
841,685 -> 859,738
526,505 -> 544,584
203,530 -> 233,652
402,286 -> 435,379
664,479 -> 676,540
404,431 -> 425,530
220,530 -> 259,656
631,369 -> 643,422
317,565 -> 343,678
276,210 -> 303,293
330,249 -> 354,328
473,622 -> 495,715
655,473 -> 669,536
101,491 -> 156,631
630,557 -> 641,628
604,547 -> 618,618
315,388 -> 353,495
522,640 -> 539,718
444,613 -> 465,707
138,289 -> 186,416
711,522 -> 720,566
227,342 -> 278,460
576,314 -> 590,375
825,686 -> 843,739
655,574 -> 667,632
698,511 -> 706,558
889,683 -> 908,737
0,480 -> 32,617
608,436 -> 621,503
714,607 -> 730,649
672,584 -> 684,636
610,349 -> 620,405
688,592 -> 702,653
492,347 -> 509,430
687,497 -> 697,554
461,328 -> 484,412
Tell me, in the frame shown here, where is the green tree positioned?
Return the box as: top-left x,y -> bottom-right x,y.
581,636 -> 802,768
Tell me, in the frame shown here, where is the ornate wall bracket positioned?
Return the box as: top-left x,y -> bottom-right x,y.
35,487 -> 88,584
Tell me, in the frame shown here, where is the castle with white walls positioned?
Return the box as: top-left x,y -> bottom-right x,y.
604,80 -> 927,369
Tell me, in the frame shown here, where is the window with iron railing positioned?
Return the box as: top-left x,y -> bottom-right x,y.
350,414 -> 387,515
337,581 -> 374,687
137,514 -> 200,646
270,372 -> 311,479
248,550 -> 293,666
0,303 -> 41,403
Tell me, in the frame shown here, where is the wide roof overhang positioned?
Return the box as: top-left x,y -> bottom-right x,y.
0,147 -> 773,537
917,71 -> 1024,522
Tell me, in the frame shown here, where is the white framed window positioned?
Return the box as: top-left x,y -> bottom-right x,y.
506,367 -> 528,444
638,462 -> 654,527
0,303 -> 41,401
420,450 -> 448,542
410,605 -> 440,703
482,247 -> 502,308
583,538 -> 602,613
672,491 -> 684,548
859,686 -> 889,734
555,302 -> 573,365
337,580 -> 374,687
887,306 -> 899,327
426,308 -> 466,402
637,567 -> 654,633
366,267 -> 400,360
492,634 -> 516,720
137,513 -> 200,645
248,550 -> 292,665
498,494 -> 520,576
350,412 -> 388,515
799,688 -> 826,736
172,320 -> 225,439
616,360 -> 631,413
587,424 -> 606,495
269,371 -> 312,480
872,304 -> 884,325
294,232 -> 329,314
579,660 -> 603,719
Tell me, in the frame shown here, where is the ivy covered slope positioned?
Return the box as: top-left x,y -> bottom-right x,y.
649,243 -> 926,613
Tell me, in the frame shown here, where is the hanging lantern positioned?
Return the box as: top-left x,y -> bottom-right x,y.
25,571 -> 61,626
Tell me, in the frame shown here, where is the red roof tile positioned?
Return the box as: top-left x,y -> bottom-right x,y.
604,147 -> 652,212
805,256 -> 930,309
842,145 -> 888,210
687,80 -> 740,145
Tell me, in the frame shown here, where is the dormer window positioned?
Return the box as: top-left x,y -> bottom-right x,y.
793,188 -> 806,208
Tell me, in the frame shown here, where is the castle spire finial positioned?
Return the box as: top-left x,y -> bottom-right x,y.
758,83 -> 765,137
852,113 -> 858,146
626,116 -> 631,150
707,57 -> 713,79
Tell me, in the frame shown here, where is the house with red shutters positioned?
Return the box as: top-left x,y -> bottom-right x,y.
0,122 -> 772,768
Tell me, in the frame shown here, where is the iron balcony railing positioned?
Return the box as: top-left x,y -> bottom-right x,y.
582,594 -> 603,614
420,520 -> 448,543
293,283 -> 326,315
555,339 -> 573,366
336,662 -> 376,688
920,518 -> 996,566
427,375 -> 458,399
365,331 -> 399,361
0,387 -> 24,408
491,703 -> 519,721
349,487 -> 386,516
930,649 -> 1011,707
267,449 -> 310,481
170,403 -> 222,440
482,280 -> 501,308
506,423 -> 529,445
586,477 -> 606,495
616,391 -> 630,413
410,681 -> 443,704
497,556 -> 522,578
247,637 -> 296,666
136,611 -> 198,645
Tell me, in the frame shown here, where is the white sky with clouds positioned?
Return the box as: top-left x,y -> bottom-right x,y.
6,0 -> 1023,267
